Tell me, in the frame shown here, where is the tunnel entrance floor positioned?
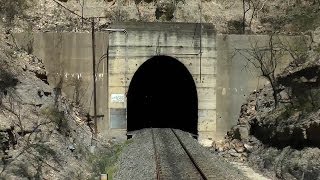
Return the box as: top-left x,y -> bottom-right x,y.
127,56 -> 198,136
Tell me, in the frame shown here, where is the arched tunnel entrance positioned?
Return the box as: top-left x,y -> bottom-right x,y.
127,55 -> 198,136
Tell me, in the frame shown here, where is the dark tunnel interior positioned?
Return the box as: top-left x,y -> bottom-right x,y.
127,55 -> 198,136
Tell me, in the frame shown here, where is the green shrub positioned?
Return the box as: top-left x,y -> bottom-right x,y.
89,140 -> 132,180
31,143 -> 59,161
155,2 -> 175,21
41,107 -> 70,136
227,20 -> 244,34
0,58 -> 18,107
0,66 -> 18,92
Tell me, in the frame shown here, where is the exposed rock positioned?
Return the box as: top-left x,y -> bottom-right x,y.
235,146 -> 245,153
225,58 -> 320,179
199,138 -> 213,147
228,149 -> 240,157
229,126 -> 250,140
210,138 -> 249,163
243,144 -> 253,152
248,146 -> 320,180
278,59 -> 320,88
0,38 -> 95,179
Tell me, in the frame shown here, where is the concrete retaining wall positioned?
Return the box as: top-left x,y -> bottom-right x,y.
13,22 -> 299,144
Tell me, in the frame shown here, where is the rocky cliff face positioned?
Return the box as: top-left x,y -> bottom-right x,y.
0,35 -> 94,179
224,58 -> 320,179
3,0 -> 320,34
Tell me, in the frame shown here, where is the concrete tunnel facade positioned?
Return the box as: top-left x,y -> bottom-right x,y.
127,55 -> 198,135
107,22 -> 217,143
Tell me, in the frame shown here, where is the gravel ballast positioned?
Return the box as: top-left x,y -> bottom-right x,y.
173,129 -> 249,180
153,128 -> 202,179
115,128 -> 249,180
114,129 -> 156,180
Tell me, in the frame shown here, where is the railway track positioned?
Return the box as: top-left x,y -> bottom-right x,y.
151,128 -> 208,180
115,128 -> 248,180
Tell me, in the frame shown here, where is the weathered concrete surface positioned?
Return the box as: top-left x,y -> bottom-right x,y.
13,22 -> 297,144
215,35 -> 292,139
12,32 -> 117,140
107,22 -> 216,143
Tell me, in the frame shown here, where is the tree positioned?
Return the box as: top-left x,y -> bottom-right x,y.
234,35 -> 284,108
242,0 -> 267,33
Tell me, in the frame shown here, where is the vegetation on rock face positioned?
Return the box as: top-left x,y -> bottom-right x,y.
242,0 -> 320,33
0,0 -> 318,34
0,0 -> 34,26
0,66 -> 17,107
280,1 -> 320,32
88,140 -> 132,180
41,106 -> 71,137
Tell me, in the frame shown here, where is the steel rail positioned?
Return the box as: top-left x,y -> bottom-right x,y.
170,129 -> 208,180
151,128 -> 161,180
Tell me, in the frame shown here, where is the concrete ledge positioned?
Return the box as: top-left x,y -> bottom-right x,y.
110,22 -> 216,34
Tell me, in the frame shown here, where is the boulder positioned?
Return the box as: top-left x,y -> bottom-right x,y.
244,143 -> 253,152
228,149 -> 242,157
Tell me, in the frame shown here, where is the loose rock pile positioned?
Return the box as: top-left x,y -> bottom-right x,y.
213,139 -> 249,162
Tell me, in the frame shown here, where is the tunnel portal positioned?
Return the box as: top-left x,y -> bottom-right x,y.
127,55 -> 198,135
